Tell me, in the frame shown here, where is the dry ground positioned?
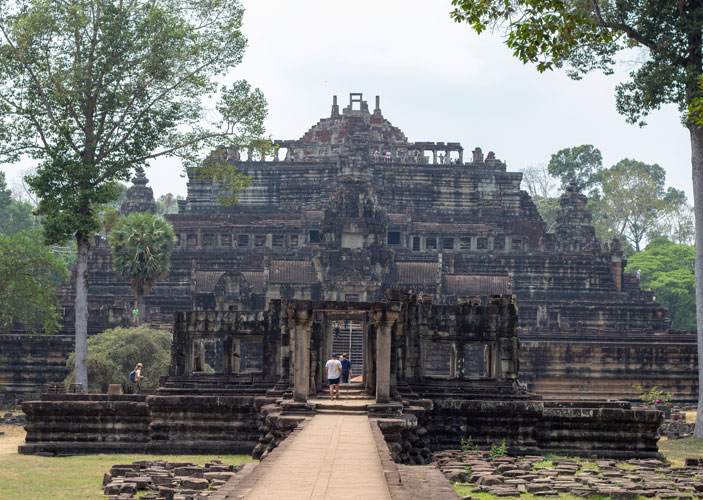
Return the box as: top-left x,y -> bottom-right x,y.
0,424 -> 252,500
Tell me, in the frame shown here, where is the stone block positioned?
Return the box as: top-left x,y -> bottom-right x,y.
181,478 -> 209,490
477,475 -> 503,486
173,467 -> 204,478
107,384 -> 123,395
203,471 -> 236,481
103,483 -> 121,495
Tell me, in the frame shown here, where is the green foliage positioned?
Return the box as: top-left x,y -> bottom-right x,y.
488,438 -> 508,459
632,385 -> 674,405
531,459 -> 554,468
451,0 -> 702,127
690,77 -> 703,125
461,435 -> 480,452
65,326 -> 171,393
627,238 -> 695,331
0,230 -> 68,334
596,160 -> 687,251
548,145 -> 603,192
0,172 -> 35,235
108,212 -> 176,299
532,195 -> 561,232
156,193 -> 183,215
0,0 -> 267,387
520,164 -> 560,231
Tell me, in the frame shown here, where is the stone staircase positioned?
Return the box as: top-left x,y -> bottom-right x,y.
331,321 -> 364,375
309,384 -> 374,414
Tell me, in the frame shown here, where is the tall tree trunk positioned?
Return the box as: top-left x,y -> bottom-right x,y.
137,293 -> 145,326
691,124 -> 703,437
74,235 -> 90,390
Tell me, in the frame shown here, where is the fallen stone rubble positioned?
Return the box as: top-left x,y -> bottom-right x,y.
433,450 -> 703,499
2,411 -> 26,426
102,459 -> 244,499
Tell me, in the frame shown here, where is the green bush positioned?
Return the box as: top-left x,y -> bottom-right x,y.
632,384 -> 674,405
460,436 -> 480,452
489,438 -> 508,459
65,326 -> 172,393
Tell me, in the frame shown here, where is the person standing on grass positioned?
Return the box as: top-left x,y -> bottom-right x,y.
340,353 -> 352,383
325,353 -> 342,399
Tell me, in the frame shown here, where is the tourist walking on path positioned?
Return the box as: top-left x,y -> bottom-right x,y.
340,353 -> 352,383
129,363 -> 143,394
325,353 -> 342,399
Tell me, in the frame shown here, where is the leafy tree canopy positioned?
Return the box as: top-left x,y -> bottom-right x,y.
450,0 -> 703,125
108,212 -> 176,324
0,172 -> 35,235
0,0 -> 268,388
0,230 -> 69,333
627,238 -> 696,331
156,193 -> 183,215
65,326 -> 171,393
548,145 -> 603,192
598,159 -> 687,251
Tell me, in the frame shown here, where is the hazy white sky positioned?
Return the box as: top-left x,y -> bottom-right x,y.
1,0 -> 693,202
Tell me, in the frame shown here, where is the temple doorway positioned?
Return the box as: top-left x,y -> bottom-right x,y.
330,317 -> 364,382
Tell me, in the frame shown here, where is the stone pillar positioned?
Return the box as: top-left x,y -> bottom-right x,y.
374,310 -> 398,404
364,321 -> 375,395
223,337 -> 233,374
432,150 -> 437,164
293,309 -> 312,403
247,147 -> 253,161
274,146 -> 280,162
458,149 -> 464,164
610,257 -> 623,292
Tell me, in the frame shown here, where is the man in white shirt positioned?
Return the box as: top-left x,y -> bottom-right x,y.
325,352 -> 343,399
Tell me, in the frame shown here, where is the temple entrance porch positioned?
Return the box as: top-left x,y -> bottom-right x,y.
289,301 -> 401,406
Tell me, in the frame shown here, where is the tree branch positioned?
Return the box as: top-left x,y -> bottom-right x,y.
589,0 -> 659,52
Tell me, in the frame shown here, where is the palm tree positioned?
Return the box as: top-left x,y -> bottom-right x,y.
108,212 -> 176,325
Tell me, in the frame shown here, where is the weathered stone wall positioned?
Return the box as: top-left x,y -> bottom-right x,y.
20,394 -> 149,455
399,296 -> 519,381
537,402 -> 662,458
147,395 -> 264,454
520,340 -> 698,401
385,398 -> 662,463
0,335 -> 74,401
20,393 -> 270,456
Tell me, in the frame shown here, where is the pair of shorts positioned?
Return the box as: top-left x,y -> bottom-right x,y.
328,377 -> 340,385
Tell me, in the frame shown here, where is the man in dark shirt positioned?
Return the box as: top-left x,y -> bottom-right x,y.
340,353 -> 352,383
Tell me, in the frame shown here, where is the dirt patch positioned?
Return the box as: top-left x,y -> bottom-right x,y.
0,425 -> 26,456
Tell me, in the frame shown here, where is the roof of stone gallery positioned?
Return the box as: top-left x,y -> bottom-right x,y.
270,260 -> 317,284
443,275 -> 510,295
242,272 -> 265,293
394,261 -> 438,284
193,271 -> 225,293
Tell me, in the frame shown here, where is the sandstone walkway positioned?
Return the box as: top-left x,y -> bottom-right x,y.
227,413 -> 391,500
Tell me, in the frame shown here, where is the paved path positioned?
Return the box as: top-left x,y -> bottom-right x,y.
236,414 -> 391,500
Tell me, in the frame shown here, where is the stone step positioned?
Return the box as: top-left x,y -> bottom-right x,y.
315,409 -> 369,415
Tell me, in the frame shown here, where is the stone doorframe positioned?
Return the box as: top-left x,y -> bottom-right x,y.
286,299 -> 402,404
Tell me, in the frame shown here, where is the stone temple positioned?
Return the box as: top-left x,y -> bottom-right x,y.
0,92 -> 697,405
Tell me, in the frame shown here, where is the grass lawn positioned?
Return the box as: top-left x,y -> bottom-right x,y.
0,424 -> 254,500
658,436 -> 703,466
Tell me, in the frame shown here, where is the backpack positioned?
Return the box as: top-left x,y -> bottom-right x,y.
128,370 -> 136,382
